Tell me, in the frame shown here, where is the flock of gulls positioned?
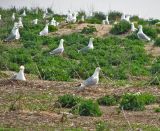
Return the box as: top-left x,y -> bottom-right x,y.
0,9 -> 154,91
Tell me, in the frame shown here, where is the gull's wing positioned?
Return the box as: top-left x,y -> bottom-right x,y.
137,32 -> 151,41
49,48 -> 63,55
78,46 -> 89,53
83,76 -> 98,87
5,33 -> 16,42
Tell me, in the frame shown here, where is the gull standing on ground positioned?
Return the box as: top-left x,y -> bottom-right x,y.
77,67 -> 101,91
39,23 -> 49,36
49,39 -> 64,55
102,15 -> 109,25
78,38 -> 94,53
12,13 -> 15,21
18,17 -> 23,28
137,25 -> 151,41
81,16 -> 85,22
50,18 -> 57,26
5,23 -> 20,41
32,18 -> 38,25
22,10 -> 26,17
131,23 -> 137,32
12,65 -> 26,81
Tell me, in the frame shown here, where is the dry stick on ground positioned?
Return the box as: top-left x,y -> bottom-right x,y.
121,107 -> 133,131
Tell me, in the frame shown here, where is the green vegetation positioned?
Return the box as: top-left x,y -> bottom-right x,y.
110,20 -> 131,35
120,93 -> 157,111
57,94 -> 80,108
143,26 -> 157,39
154,107 -> 160,112
81,25 -> 97,34
72,99 -> 102,116
97,95 -> 117,106
154,37 -> 160,46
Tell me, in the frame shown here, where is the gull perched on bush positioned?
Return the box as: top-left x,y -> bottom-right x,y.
137,25 -> 151,41
12,65 -> 26,81
18,17 -> 23,28
5,22 -> 20,41
121,13 -> 130,22
131,23 -> 137,32
78,38 -> 94,53
39,23 -> 49,36
32,18 -> 38,25
66,10 -> 73,22
21,10 -> 26,17
102,15 -> 109,25
12,13 -> 15,21
77,67 -> 101,91
49,39 -> 64,55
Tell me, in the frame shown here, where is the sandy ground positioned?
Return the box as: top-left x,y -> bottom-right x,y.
0,79 -> 159,130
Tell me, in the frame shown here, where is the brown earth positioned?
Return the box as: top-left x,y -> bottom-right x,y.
0,79 -> 159,130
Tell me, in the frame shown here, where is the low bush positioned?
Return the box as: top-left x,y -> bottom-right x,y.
143,26 -> 157,39
154,107 -> 160,113
81,25 -> 97,34
140,93 -> 157,105
72,99 -> 102,116
57,94 -> 80,108
120,93 -> 145,111
108,11 -> 122,22
97,95 -> 117,106
110,20 -> 131,35
154,38 -> 160,46
96,121 -> 108,131
48,25 -> 58,32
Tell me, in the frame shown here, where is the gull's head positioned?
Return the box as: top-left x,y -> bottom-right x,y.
90,37 -> 94,41
138,25 -> 143,29
20,65 -> 25,70
95,67 -> 101,72
60,39 -> 64,43
18,17 -> 22,21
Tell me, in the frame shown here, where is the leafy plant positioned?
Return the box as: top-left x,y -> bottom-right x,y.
154,107 -> 160,112
48,25 -> 58,32
96,121 -> 108,131
81,25 -> 97,34
72,99 -> 102,116
57,94 -> 80,108
110,20 -> 131,35
154,37 -> 160,46
143,26 -> 157,39
120,93 -> 145,111
97,95 -> 117,106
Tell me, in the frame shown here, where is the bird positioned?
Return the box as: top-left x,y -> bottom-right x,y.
50,18 -> 57,26
18,17 -> 23,28
12,65 -> 26,81
81,15 -> 85,22
121,13 -> 126,21
43,13 -> 46,19
125,15 -> 130,23
21,10 -> 26,17
5,23 -> 20,41
131,23 -> 137,32
71,12 -> 77,23
77,67 -> 101,91
49,39 -> 64,55
32,18 -> 38,25
78,38 -> 94,53
45,9 -> 48,14
66,10 -> 73,22
36,8 -> 39,14
0,15 -> 1,20
137,25 -> 151,41
12,13 -> 15,21
102,15 -> 109,25
39,23 -> 49,36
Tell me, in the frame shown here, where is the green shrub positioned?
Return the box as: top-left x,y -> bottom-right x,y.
154,38 -> 160,46
120,93 -> 145,111
155,107 -> 160,112
127,33 -> 139,40
48,25 -> 58,32
143,27 -> 157,39
57,94 -> 80,108
94,12 -> 106,20
96,121 -> 108,131
108,11 -> 122,22
110,20 -> 131,35
81,25 -> 97,34
140,93 -> 157,105
97,95 -> 117,106
72,99 -> 102,116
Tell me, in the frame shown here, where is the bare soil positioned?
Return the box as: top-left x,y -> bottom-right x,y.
0,79 -> 159,130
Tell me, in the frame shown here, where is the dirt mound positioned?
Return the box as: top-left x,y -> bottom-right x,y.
50,23 -> 112,37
